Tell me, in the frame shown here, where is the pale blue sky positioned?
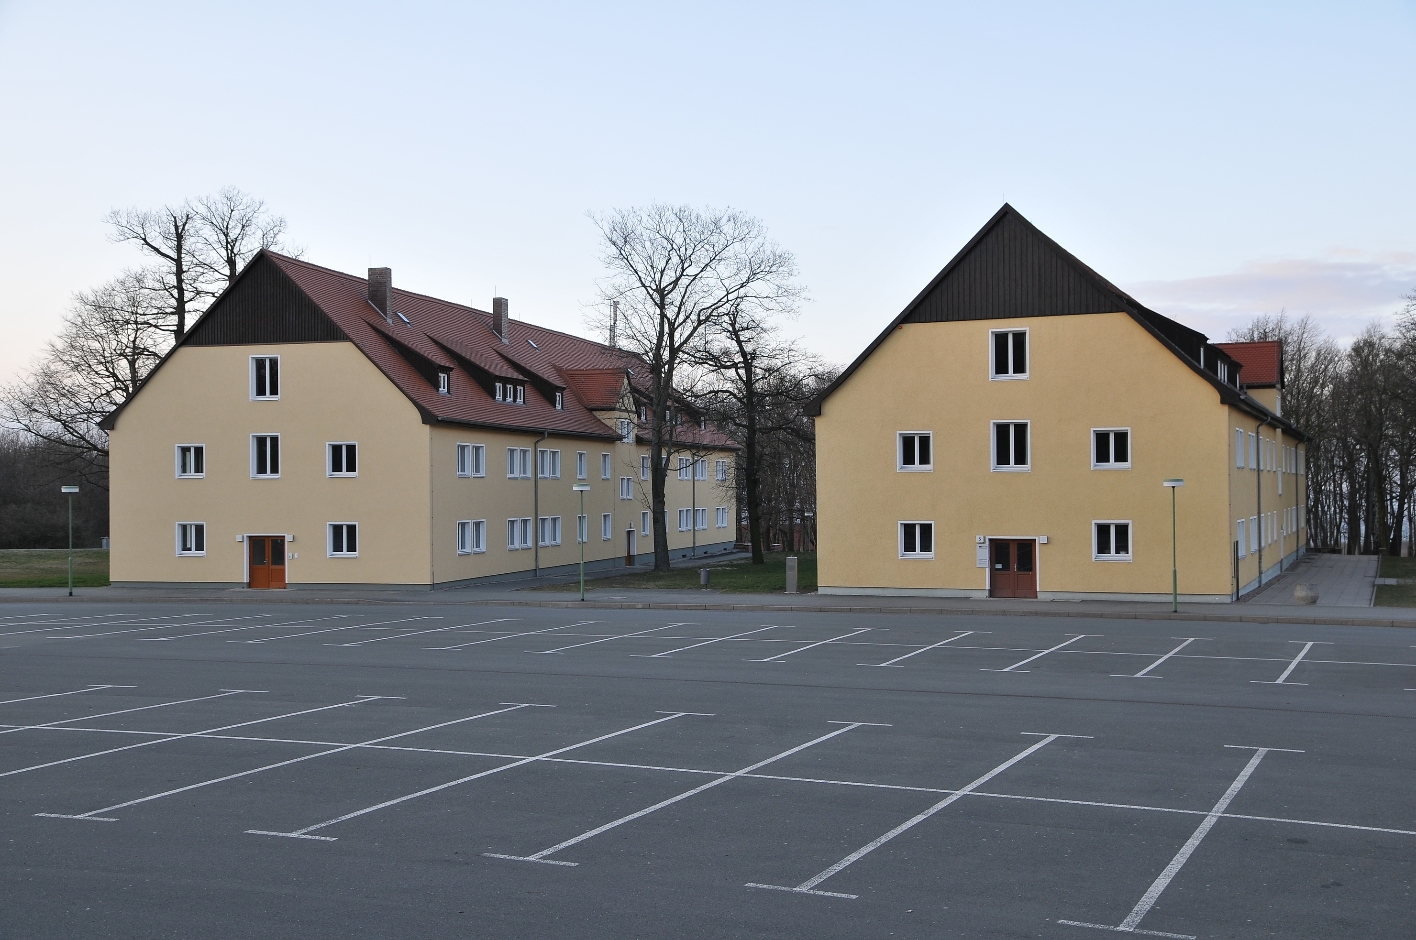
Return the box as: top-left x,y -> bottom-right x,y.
2,1 -> 1413,380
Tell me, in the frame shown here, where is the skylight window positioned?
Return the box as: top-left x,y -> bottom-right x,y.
396,311 -> 410,324
527,339 -> 539,349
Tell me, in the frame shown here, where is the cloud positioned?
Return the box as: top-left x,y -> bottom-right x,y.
1122,252 -> 1416,345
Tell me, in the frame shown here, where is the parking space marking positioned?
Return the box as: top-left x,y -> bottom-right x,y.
1059,745 -> 1303,939
0,684 -> 135,706
983,635 -> 1098,673
751,628 -> 871,663
487,719 -> 888,867
861,630 -> 980,667
0,613 -> 208,638
247,710 -> 709,841
633,625 -> 783,658
747,732 -> 1089,898
426,622 -> 595,650
37,700 -> 537,822
331,618 -> 517,647
0,690 -> 251,740
1252,641 -> 1331,685
50,614 -> 274,641
531,623 -> 692,654
140,614 -> 329,641
1114,638 -> 1209,679
234,616 -> 440,643
3,694 -> 378,779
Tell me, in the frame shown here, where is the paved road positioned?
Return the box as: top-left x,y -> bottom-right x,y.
0,601 -> 1412,939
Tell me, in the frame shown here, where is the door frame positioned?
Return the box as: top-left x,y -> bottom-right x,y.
242,533 -> 293,588
984,535 -> 1043,596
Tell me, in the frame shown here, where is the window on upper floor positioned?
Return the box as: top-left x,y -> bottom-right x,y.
694,458 -> 707,480
1094,521 -> 1131,561
538,515 -> 561,547
678,457 -> 691,480
898,432 -> 932,471
641,510 -> 650,536
601,513 -> 613,540
992,421 -> 1029,471
328,442 -> 357,477
601,452 -> 612,480
251,435 -> 280,478
576,451 -> 588,480
641,455 -> 650,480
1235,429 -> 1244,469
537,448 -> 561,480
619,418 -> 634,444
715,459 -> 728,481
620,476 -> 633,500
1248,433 -> 1257,470
507,447 -> 531,479
990,329 -> 1028,379
176,522 -> 205,556
899,521 -> 934,559
1092,429 -> 1130,469
176,444 -> 205,478
555,391 -> 564,410
437,371 -> 450,395
251,356 -> 280,400
456,443 -> 485,478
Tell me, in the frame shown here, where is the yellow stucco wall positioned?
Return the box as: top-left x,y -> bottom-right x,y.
1226,408 -> 1306,592
108,342 -> 432,585
816,313 -> 1245,599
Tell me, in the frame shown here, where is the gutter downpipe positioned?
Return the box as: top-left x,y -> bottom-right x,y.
534,430 -> 549,578
1256,415 -> 1273,590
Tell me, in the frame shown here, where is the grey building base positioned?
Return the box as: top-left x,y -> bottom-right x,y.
1238,545 -> 1306,598
818,586 -> 1234,604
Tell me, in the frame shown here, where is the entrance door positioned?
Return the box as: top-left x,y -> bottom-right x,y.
989,539 -> 1037,598
248,536 -> 286,589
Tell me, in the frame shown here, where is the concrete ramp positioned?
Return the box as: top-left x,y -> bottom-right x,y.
1249,553 -> 1377,607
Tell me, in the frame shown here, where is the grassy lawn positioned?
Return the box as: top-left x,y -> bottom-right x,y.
536,552 -> 816,594
1378,556 -> 1416,580
0,549 -> 110,588
1375,584 -> 1416,607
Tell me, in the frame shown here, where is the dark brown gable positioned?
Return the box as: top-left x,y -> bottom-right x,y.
186,254 -> 346,345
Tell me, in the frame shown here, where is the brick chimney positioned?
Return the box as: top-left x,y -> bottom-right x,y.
492,296 -> 509,342
368,268 -> 392,322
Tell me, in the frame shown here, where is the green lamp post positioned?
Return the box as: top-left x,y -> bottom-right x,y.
61,485 -> 79,597
1163,479 -> 1184,613
573,484 -> 591,601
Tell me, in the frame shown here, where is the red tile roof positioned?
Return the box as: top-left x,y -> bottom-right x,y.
1214,341 -> 1282,388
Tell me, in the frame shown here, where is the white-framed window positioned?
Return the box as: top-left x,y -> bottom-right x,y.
1235,429 -> 1245,469
602,453 -> 613,480
1299,505 -> 1305,530
899,521 -> 934,558
641,510 -> 651,536
456,442 -> 484,478
1248,515 -> 1258,554
619,418 -> 634,443
715,459 -> 728,481
456,443 -> 472,477
507,517 -> 532,550
438,371 -> 450,395
991,421 -> 1029,471
1236,519 -> 1247,558
537,448 -> 561,479
1092,429 -> 1130,469
576,451 -> 587,480
457,520 -> 473,555
515,384 -> 525,404
990,329 -> 1028,379
495,381 -> 503,401
251,434 -> 280,478
1278,458 -> 1283,494
694,458 -> 707,480
328,442 -> 358,477
328,522 -> 358,557
176,522 -> 205,556
496,382 -> 525,404
620,476 -> 633,500
678,457 -> 691,480
694,508 -> 707,530
538,516 -> 561,546
898,432 -> 932,471
507,447 -> 531,479
555,391 -> 564,410
176,444 -> 205,478
677,508 -> 692,531
250,355 -> 280,400
1299,448 -> 1305,475
1248,433 -> 1257,470
641,455 -> 650,480
601,512 -> 613,540
716,507 -> 728,528
577,514 -> 588,544
1093,521 -> 1132,561
473,519 -> 487,553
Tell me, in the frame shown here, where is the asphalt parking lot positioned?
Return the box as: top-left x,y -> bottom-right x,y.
1,601 -> 1413,939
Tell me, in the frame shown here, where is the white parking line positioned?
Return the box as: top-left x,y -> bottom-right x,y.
861,631 -> 979,667
233,616 -> 440,643
1252,641 -> 1331,685
0,684 -> 135,706
1114,638 -> 1209,679
50,614 -> 272,640
140,615 -> 336,641
487,720 -> 887,866
37,700 -> 537,821
983,635 -> 1098,673
426,622 -> 594,650
633,625 -> 782,658
747,732 -> 1088,898
330,619 -> 517,647
1,694 -> 377,779
1059,745 -> 1302,939
247,710 -> 708,841
0,690 -> 250,739
532,623 -> 691,654
751,628 -> 871,663
0,613 -> 207,638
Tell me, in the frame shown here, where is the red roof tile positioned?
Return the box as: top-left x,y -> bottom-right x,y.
1214,341 -> 1282,387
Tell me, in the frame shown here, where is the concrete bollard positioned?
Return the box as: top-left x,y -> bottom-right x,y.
700,568 -> 711,588
784,555 -> 798,594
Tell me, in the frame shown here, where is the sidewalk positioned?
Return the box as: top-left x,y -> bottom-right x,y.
1247,552 -> 1378,607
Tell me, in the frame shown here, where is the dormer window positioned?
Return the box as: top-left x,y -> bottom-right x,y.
495,382 -> 504,401
515,384 -> 524,405
555,391 -> 564,410
438,371 -> 450,395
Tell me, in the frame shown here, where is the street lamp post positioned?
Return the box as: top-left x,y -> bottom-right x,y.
1163,479 -> 1184,613
61,485 -> 79,597
573,484 -> 591,602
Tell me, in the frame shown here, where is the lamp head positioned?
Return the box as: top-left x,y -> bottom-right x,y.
572,484 -> 591,492
1162,479 -> 1184,488
60,485 -> 79,494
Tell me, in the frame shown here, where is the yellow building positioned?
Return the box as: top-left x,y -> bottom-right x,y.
101,252 -> 737,589
808,206 -> 1306,602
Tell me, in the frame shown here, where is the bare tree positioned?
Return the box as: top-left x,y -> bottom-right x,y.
105,204 -> 204,339
589,205 -> 801,571
191,186 -> 293,286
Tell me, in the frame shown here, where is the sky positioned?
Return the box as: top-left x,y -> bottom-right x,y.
1,1 -> 1413,382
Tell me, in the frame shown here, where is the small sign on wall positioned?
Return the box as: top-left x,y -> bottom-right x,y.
976,543 -> 989,568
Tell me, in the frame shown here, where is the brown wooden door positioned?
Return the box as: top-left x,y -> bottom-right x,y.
248,537 -> 286,589
989,539 -> 1037,598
